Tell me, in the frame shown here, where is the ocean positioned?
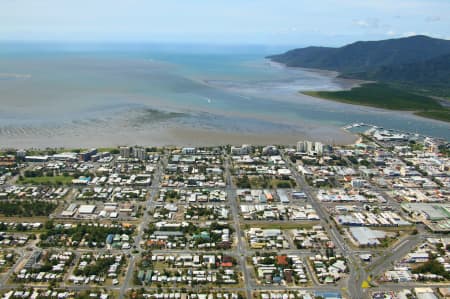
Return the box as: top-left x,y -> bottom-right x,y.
0,42 -> 448,148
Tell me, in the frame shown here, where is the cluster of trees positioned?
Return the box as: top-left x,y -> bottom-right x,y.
27,253 -> 74,274
305,177 -> 331,188
301,158 -> 320,166
146,221 -> 233,245
235,175 -> 251,188
24,170 -> 46,177
409,141 -> 424,151
237,175 -> 295,189
164,190 -> 181,199
185,206 -> 216,218
412,259 -> 450,280
0,222 -> 37,232
40,222 -> 134,247
346,156 -> 371,167
328,155 -> 349,166
276,181 -> 292,188
74,256 -> 118,276
248,175 -> 270,188
0,200 -> 57,217
438,144 -> 450,157
129,288 -> 244,299
23,169 -> 89,179
260,256 -> 275,265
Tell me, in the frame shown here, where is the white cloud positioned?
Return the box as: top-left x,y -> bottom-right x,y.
425,15 -> 441,22
353,18 -> 380,29
386,30 -> 396,36
403,31 -> 417,37
354,19 -> 369,27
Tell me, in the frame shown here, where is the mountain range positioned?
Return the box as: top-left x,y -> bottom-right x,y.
268,35 -> 450,94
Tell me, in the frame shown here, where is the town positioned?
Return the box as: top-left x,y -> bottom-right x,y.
0,125 -> 448,299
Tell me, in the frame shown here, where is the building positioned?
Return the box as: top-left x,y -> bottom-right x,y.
296,141 -> 308,153
277,189 -> 290,204
349,227 -> 386,246
24,251 -> 42,269
351,179 -> 365,189
262,146 -> 279,156
78,205 -> 96,214
0,156 -> 16,167
181,147 -> 196,155
16,149 -> 27,159
133,147 -> 147,160
77,148 -> 98,162
415,288 -> 438,299
61,204 -> 78,217
25,155 -> 49,162
120,146 -> 131,158
315,142 -> 324,155
53,153 -> 78,161
297,140 -> 324,155
231,144 -> 253,155
373,130 -> 408,141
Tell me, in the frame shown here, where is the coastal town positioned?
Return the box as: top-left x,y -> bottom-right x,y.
0,125 -> 448,299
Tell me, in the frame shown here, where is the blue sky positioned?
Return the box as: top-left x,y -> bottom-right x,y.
1,0 -> 449,46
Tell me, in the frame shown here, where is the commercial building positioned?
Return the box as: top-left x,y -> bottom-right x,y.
120,146 -> 131,158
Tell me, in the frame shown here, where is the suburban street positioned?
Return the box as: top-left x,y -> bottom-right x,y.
0,140 -> 448,299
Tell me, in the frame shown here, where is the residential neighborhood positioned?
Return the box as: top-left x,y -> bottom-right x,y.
0,126 -> 448,299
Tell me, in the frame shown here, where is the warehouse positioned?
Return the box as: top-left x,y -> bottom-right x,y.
349,227 -> 386,246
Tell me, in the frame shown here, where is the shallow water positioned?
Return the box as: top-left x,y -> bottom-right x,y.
0,42 -> 448,148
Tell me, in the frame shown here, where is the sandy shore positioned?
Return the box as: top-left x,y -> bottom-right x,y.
0,125 -> 358,149
167,127 -> 357,146
266,59 -> 368,90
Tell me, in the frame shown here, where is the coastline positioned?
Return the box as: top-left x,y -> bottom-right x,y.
267,59 -> 450,124
265,59 -> 367,91
1,51 -> 448,148
0,125 -> 358,150
302,88 -> 450,124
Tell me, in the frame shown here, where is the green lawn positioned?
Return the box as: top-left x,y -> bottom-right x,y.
19,175 -> 74,185
303,83 -> 450,122
242,223 -> 315,230
269,179 -> 295,189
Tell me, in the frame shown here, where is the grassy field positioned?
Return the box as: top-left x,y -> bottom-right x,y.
269,178 -> 296,189
303,83 -> 450,122
19,175 -> 74,185
242,223 -> 315,230
236,176 -> 296,189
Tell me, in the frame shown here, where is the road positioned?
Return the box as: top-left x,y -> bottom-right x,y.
282,151 -> 424,299
0,149 -> 437,299
119,155 -> 165,298
225,153 -> 253,299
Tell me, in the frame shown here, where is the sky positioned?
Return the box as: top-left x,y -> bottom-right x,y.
1,0 -> 449,46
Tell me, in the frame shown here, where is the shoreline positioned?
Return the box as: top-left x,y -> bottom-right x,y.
0,56 -> 363,149
1,55 -> 447,148
302,89 -> 450,124
265,59 -> 367,91
267,59 -> 450,124
0,126 -> 358,150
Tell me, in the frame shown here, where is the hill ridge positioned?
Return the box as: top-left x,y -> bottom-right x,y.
268,35 -> 450,93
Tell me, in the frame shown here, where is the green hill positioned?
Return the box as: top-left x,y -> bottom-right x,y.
345,53 -> 450,94
268,35 -> 450,92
